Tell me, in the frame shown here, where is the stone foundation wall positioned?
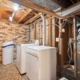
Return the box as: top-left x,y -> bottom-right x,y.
0,21 -> 29,62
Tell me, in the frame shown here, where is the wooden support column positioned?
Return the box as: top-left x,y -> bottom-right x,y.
36,23 -> 38,40
73,16 -> 78,80
59,19 -> 64,66
52,18 -> 56,47
29,24 -> 31,40
48,17 -> 52,46
34,23 -> 36,39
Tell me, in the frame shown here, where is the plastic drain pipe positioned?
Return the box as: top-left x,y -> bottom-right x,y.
40,14 -> 46,46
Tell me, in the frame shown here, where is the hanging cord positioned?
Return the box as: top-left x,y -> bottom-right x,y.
67,41 -> 74,65
57,21 -> 73,75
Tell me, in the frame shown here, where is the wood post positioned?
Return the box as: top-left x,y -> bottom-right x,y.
34,23 -> 36,39
29,25 -> 31,41
48,17 -> 52,46
52,18 -> 56,47
59,19 -> 64,66
73,16 -> 78,80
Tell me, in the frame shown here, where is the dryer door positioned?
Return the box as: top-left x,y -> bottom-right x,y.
27,53 -> 38,80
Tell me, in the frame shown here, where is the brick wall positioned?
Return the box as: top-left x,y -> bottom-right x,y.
0,21 -> 29,63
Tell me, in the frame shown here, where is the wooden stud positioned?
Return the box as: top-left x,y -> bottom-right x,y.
34,23 -> 36,39
52,18 -> 56,47
73,15 -> 78,80
48,17 -> 52,46
59,19 -> 64,66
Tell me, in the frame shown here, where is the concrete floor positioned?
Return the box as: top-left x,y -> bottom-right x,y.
14,59 -> 60,80
13,59 -> 29,80
22,74 -> 28,80
0,59 -> 59,80
0,58 -> 30,80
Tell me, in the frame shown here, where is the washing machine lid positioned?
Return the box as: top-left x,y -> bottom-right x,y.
27,46 -> 56,51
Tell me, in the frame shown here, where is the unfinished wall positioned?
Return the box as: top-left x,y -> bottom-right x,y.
0,21 -> 29,62
29,22 -> 43,45
29,17 -> 70,64
29,17 -> 53,46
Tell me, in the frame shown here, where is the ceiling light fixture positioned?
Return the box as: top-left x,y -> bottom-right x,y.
13,3 -> 19,11
9,15 -> 13,21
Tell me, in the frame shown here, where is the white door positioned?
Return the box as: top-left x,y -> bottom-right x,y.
27,53 -> 38,80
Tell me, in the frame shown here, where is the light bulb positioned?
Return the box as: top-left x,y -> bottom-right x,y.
9,16 -> 13,21
13,3 -> 19,11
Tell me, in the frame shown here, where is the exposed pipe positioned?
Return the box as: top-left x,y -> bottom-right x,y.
56,2 -> 80,16
40,14 -> 46,46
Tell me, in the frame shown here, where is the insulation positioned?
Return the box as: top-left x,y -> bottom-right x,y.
29,0 -> 61,10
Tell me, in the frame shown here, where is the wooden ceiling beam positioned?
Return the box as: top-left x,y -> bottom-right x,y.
17,9 -> 32,23
30,16 -> 50,24
24,13 -> 41,24
25,0 -> 61,18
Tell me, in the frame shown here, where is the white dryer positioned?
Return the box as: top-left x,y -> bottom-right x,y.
16,40 -> 39,74
26,46 -> 57,80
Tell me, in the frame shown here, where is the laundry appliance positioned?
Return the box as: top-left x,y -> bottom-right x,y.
16,40 -> 39,74
26,46 -> 57,80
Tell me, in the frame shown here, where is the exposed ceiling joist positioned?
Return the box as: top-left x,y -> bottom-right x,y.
9,0 -> 61,18
24,13 -> 41,24
17,9 -> 32,23
23,0 -> 61,18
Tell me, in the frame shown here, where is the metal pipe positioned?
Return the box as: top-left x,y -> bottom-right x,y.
40,14 -> 46,46
56,2 -> 80,16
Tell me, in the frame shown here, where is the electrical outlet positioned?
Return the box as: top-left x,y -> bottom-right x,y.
56,38 -> 59,42
62,29 -> 65,32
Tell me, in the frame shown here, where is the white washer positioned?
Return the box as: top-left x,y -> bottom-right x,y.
16,40 -> 39,74
26,46 -> 57,80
